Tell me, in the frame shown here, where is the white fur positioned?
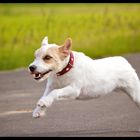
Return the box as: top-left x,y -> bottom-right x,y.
30,37 -> 140,119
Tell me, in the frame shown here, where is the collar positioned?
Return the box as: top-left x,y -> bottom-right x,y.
56,52 -> 74,76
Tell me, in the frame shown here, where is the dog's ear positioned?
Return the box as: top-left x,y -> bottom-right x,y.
42,36 -> 48,46
64,38 -> 72,51
59,38 -> 72,57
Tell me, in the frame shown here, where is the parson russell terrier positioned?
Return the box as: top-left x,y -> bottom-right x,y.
29,36 -> 140,118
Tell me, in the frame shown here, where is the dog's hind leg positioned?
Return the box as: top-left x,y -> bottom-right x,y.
122,71 -> 140,109
122,72 -> 140,132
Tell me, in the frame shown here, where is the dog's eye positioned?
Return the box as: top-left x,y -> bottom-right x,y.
43,55 -> 52,61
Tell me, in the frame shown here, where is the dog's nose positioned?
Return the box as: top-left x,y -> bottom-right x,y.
29,65 -> 36,72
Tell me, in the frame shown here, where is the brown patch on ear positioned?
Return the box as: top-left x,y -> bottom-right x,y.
58,38 -> 72,59
46,47 -> 65,62
64,38 -> 72,51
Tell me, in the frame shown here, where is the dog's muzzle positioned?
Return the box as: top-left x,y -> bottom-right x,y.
29,65 -> 52,80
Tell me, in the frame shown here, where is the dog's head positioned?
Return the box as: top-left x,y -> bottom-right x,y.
29,36 -> 72,82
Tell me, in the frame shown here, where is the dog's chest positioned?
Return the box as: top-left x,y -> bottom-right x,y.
48,75 -> 73,89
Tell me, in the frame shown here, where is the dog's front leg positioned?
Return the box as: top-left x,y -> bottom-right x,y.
32,85 -> 52,118
33,85 -> 80,118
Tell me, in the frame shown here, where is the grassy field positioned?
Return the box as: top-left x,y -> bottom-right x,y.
0,3 -> 140,70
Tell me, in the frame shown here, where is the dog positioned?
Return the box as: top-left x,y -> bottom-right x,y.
29,36 -> 140,118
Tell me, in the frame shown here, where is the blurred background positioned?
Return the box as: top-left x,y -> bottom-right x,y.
0,3 -> 140,71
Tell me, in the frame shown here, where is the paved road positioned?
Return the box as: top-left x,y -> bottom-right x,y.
0,54 -> 140,137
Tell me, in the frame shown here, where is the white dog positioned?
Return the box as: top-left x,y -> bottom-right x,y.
29,36 -> 140,118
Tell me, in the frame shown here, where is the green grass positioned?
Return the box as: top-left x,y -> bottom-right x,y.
0,3 -> 140,70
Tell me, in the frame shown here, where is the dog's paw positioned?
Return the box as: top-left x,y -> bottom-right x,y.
32,106 -> 46,118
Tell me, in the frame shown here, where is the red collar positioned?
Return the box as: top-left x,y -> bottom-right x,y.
56,52 -> 74,76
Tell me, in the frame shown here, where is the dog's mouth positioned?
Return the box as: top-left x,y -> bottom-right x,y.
31,69 -> 52,80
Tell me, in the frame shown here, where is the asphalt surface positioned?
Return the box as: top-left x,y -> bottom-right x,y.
0,53 -> 140,137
